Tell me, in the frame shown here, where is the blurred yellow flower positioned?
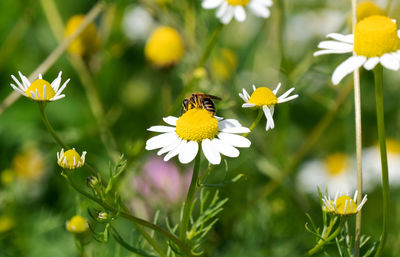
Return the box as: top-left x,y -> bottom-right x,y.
357,1 -> 384,21
12,149 -> 45,181
0,216 -> 14,233
212,49 -> 237,80
57,148 -> 87,170
1,169 -> 15,185
65,15 -> 99,57
66,215 -> 89,233
145,26 -> 184,68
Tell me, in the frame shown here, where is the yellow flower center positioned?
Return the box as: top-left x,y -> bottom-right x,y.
324,153 -> 349,176
145,26 -> 184,68
66,215 -> 88,233
386,139 -> 400,154
58,149 -> 85,170
65,15 -> 99,56
25,79 -> 55,101
176,109 -> 219,142
248,87 -> 278,106
335,196 -> 358,215
357,1 -> 384,21
354,15 -> 399,57
226,0 -> 250,6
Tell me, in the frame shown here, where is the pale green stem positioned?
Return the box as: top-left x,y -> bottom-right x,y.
38,102 -> 67,149
243,108 -> 264,137
179,152 -> 201,242
373,65 -> 390,257
301,218 -> 345,257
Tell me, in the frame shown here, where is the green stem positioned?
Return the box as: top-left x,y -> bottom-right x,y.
243,108 -> 264,137
179,152 -> 201,242
38,102 -> 67,149
301,218 -> 345,257
64,173 -> 193,257
111,228 -> 158,257
373,65 -> 390,257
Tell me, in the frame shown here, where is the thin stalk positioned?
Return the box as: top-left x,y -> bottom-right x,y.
134,225 -> 168,257
301,218 -> 345,257
373,65 -> 390,257
0,1 -> 104,115
351,0 -> 363,256
179,152 -> 201,242
243,108 -> 264,137
65,173 -> 194,257
38,102 -> 67,149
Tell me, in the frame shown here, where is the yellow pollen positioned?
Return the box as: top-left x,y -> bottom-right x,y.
248,87 -> 278,106
25,79 -> 55,101
176,109 -> 219,142
226,0 -> 250,6
66,215 -> 89,233
58,149 -> 85,170
324,153 -> 349,176
357,1 -> 384,21
334,196 -> 358,215
354,15 -> 399,57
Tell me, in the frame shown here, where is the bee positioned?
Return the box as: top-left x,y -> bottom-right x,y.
182,93 -> 222,116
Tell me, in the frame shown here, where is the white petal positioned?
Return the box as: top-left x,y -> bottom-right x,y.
278,94 -> 298,103
212,138 -> 239,158
51,71 -> 62,91
19,71 -> 31,89
326,33 -> 354,44
218,132 -> 251,148
202,139 -> 221,165
10,83 -> 27,96
380,53 -> 400,71
242,88 -> 250,100
146,132 -> 178,150
262,105 -> 275,130
272,82 -> 281,95
331,56 -> 366,85
313,49 -> 353,56
178,141 -> 199,164
248,2 -> 270,18
11,75 -> 26,91
157,138 -> 182,155
277,87 -> 295,101
216,1 -> 228,18
202,0 -> 223,9
318,41 -> 353,51
164,140 -> 187,161
163,116 -> 178,126
219,119 -> 250,133
242,103 -> 256,108
221,6 -> 234,24
54,79 -> 70,97
234,6 -> 246,22
363,57 -> 380,70
147,125 -> 176,133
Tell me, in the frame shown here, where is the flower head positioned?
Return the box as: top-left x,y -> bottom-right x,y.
66,215 -> 89,233
239,83 -> 298,131
357,1 -> 384,21
57,148 -> 87,170
145,26 -> 184,68
322,191 -> 367,216
65,15 -> 99,56
314,15 -> 400,85
202,0 -> 272,24
12,148 -> 45,181
10,71 -> 69,101
146,108 -> 251,165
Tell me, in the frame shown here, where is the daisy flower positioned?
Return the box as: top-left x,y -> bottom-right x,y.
145,108 -> 251,165
10,71 -> 70,101
202,0 -> 272,24
57,148 -> 87,170
314,15 -> 400,85
239,83 -> 298,131
297,153 -> 356,196
322,191 -> 367,216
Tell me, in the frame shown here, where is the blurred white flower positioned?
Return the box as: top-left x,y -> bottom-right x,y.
297,153 -> 356,196
122,5 -> 155,42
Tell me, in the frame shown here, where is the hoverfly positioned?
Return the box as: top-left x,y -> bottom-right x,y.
182,93 -> 222,116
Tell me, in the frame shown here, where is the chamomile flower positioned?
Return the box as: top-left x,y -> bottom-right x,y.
314,15 -> 400,85
10,71 -> 69,101
322,191 -> 367,216
202,0 -> 273,24
57,148 -> 87,170
145,108 -> 251,165
66,215 -> 89,233
239,83 -> 298,131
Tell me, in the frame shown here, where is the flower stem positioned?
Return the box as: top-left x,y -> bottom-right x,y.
301,218 -> 345,257
243,108 -> 264,137
38,102 -> 67,149
373,64 -> 390,257
179,152 -> 201,242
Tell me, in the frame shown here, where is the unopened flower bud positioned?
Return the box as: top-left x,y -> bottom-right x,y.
97,212 -> 108,221
87,176 -> 99,188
